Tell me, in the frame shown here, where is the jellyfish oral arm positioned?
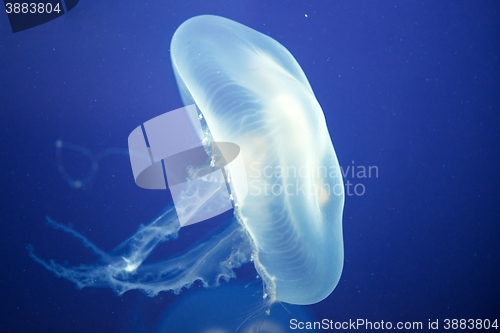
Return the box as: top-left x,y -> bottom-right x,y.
28,205 -> 252,296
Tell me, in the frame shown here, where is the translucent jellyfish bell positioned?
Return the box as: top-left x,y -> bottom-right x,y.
171,15 -> 345,305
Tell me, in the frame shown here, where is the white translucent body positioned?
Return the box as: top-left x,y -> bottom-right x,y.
172,15 -> 344,305
28,15 -> 344,306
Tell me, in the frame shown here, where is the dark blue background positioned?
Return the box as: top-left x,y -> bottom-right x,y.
1,1 -> 498,332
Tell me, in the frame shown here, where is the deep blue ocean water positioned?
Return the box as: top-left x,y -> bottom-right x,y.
1,1 -> 499,332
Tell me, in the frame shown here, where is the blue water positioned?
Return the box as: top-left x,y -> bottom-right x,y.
1,1 -> 499,332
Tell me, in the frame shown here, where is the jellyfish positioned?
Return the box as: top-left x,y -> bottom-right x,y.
28,15 -> 344,306
55,139 -> 129,189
